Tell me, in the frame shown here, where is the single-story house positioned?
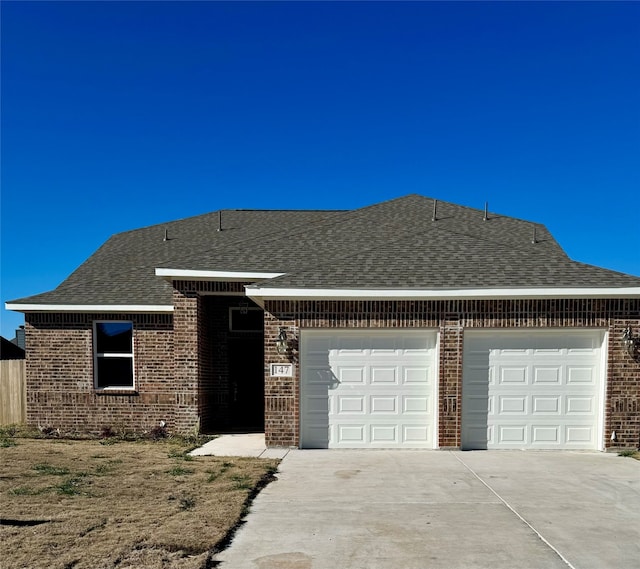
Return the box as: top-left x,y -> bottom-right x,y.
0,336 -> 26,360
6,195 -> 640,450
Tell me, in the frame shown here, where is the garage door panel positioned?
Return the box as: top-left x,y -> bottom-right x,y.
499,367 -> 528,384
533,367 -> 562,384
566,397 -> 594,414
403,425 -> 430,443
370,367 -> 397,384
302,330 -> 437,449
532,396 -> 561,414
463,330 -> 604,450
533,348 -> 563,355
567,367 -> 595,384
532,426 -> 560,444
337,396 -> 365,414
370,396 -> 398,414
498,396 -> 528,415
403,367 -> 430,384
403,396 -> 429,413
497,348 -> 529,356
337,424 -> 366,443
499,425 -> 527,444
338,367 -> 365,384
371,425 -> 398,443
566,425 -> 594,443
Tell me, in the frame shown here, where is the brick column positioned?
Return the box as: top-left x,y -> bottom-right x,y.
606,318 -> 640,450
439,318 -> 463,448
172,283 -> 201,433
264,308 -> 299,447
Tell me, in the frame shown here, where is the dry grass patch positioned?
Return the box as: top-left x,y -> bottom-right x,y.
0,437 -> 279,569
618,449 -> 640,460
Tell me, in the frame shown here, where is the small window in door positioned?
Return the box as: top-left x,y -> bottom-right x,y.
229,307 -> 263,332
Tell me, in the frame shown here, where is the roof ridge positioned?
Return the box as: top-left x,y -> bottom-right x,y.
160,195 -> 424,268
113,207 -> 346,237
158,209 -> 350,268
257,222 -> 560,287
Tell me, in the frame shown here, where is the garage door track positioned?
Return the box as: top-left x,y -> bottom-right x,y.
213,450 -> 640,569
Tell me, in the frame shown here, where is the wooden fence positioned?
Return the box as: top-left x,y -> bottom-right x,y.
0,360 -> 26,425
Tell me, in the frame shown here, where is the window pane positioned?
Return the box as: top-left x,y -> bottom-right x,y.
96,322 -> 132,354
96,357 -> 134,388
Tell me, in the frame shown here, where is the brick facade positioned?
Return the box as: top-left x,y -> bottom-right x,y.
264,298 -> 640,450
24,312 -> 178,434
23,291 -> 639,450
23,279 -> 251,435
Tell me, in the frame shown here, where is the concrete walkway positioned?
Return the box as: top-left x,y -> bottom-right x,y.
212,450 -> 640,569
190,433 -> 290,459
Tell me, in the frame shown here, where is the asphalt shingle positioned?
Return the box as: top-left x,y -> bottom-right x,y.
10,195 -> 640,306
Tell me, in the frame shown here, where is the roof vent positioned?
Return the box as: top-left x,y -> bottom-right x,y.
432,199 -> 437,222
483,202 -> 489,221
163,228 -> 169,242
532,226 -> 538,244
217,210 -> 223,232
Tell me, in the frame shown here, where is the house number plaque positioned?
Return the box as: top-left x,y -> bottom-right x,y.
270,363 -> 293,377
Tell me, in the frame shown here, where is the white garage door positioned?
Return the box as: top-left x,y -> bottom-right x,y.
301,330 -> 438,448
462,330 -> 605,450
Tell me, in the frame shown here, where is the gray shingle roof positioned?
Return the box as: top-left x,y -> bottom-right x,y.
9,208 -> 344,306
9,195 -> 640,307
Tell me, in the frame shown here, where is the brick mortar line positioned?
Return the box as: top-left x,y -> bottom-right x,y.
451,451 -> 577,569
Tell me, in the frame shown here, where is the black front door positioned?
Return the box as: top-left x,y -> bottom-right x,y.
228,337 -> 264,431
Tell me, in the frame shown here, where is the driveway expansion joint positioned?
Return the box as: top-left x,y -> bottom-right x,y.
451,451 -> 577,569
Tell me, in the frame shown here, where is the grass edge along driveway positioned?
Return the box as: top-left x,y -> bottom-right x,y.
0,434 -> 279,569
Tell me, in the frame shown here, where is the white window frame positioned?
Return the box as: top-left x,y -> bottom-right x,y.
93,320 -> 135,391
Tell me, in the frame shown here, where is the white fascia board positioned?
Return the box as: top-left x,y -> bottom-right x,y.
5,303 -> 174,313
155,268 -> 285,281
245,286 -> 640,301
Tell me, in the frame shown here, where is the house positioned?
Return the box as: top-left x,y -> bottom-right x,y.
6,195 -> 640,450
0,336 -> 25,360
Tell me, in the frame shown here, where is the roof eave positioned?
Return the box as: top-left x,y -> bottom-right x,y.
245,286 -> 640,302
5,303 -> 174,314
155,268 -> 286,282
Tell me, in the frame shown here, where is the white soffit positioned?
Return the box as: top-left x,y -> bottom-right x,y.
245,286 -> 640,301
155,268 -> 286,281
5,303 -> 174,313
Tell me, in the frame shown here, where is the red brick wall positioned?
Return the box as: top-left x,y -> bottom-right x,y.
172,281 -> 248,434
172,286 -> 201,433
264,298 -> 640,450
607,318 -> 640,449
24,312 -> 179,434
264,311 -> 298,447
23,280 -> 253,437
24,294 -> 639,449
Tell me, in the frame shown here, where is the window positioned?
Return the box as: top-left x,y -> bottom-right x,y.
94,321 -> 134,389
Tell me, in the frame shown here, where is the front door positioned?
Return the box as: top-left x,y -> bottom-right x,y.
228,337 -> 265,431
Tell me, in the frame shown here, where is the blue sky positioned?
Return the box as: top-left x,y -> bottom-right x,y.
1,1 -> 639,340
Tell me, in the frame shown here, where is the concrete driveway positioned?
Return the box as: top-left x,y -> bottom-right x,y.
213,450 -> 640,569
